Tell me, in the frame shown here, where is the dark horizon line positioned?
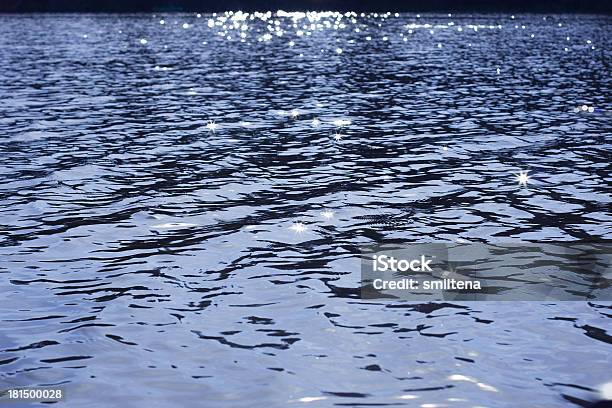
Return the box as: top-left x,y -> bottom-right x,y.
1,0 -> 611,14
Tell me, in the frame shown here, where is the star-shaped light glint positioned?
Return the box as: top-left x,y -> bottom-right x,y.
311,118 -> 321,128
290,109 -> 300,118
515,170 -> 530,187
333,132 -> 344,142
289,222 -> 307,234
206,120 -> 219,132
321,209 -> 335,220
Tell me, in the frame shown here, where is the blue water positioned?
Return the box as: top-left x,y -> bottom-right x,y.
0,12 -> 610,407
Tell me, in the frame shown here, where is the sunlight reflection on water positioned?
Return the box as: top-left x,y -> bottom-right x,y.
0,11 -> 610,408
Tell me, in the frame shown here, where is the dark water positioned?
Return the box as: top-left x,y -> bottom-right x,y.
0,12 -> 611,407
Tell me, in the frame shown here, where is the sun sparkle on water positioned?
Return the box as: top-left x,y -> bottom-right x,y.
133,11 -> 602,244
289,222 -> 307,234
515,170 -> 530,187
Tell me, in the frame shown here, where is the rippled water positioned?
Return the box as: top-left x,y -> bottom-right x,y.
0,12 -> 611,407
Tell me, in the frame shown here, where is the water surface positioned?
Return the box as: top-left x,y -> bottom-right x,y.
0,12 -> 610,407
